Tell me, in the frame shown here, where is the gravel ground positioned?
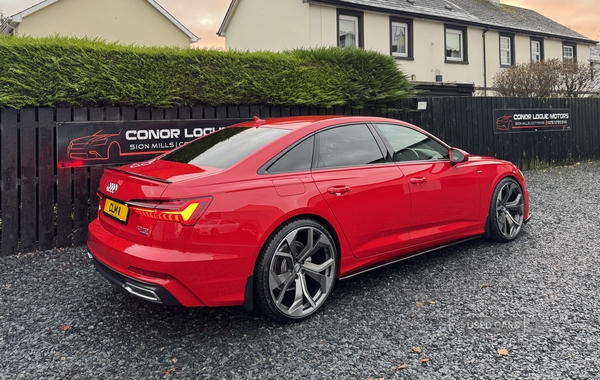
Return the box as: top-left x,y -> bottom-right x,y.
1,161 -> 600,379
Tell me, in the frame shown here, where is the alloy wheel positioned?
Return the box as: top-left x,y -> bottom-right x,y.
494,180 -> 524,240
267,225 -> 336,319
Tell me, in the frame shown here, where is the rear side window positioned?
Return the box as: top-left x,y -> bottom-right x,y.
315,124 -> 385,168
375,123 -> 448,162
267,136 -> 314,173
162,127 -> 289,169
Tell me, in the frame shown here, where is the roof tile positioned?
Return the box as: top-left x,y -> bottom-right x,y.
333,0 -> 595,42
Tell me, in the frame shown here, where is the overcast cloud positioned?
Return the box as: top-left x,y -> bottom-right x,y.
1,0 -> 598,47
503,0 -> 599,40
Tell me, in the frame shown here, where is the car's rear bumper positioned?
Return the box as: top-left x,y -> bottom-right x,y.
90,252 -> 182,306
87,218 -> 254,307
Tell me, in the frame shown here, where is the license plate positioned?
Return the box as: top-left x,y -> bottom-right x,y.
103,198 -> 129,223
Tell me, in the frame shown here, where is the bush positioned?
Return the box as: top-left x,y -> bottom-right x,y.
0,35 -> 415,109
492,59 -> 596,97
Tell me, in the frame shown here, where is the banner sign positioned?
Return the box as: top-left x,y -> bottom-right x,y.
57,119 -> 250,168
493,109 -> 571,133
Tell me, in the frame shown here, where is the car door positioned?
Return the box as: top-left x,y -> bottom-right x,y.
373,123 -> 481,248
310,123 -> 411,258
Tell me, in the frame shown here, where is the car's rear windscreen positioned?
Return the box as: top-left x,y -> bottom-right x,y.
161,127 -> 289,169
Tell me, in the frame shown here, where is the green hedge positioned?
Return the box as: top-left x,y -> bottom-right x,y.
0,35 -> 414,109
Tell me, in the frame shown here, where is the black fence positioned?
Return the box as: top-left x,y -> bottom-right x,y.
1,97 -> 599,256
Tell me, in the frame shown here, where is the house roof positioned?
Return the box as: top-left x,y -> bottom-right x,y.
217,0 -> 240,37
0,0 -> 199,43
219,0 -> 596,44
311,0 -> 597,43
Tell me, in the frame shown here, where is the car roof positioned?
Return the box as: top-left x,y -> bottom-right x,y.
229,115 -> 406,132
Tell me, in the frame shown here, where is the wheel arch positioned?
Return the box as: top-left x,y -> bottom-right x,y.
484,173 -> 523,223
486,174 -> 527,242
243,212 -> 344,314
255,212 -> 343,275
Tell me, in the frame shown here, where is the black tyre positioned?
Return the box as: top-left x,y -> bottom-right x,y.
489,177 -> 525,242
254,219 -> 337,323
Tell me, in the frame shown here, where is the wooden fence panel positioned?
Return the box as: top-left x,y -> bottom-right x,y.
216,106 -> 227,119
38,109 -> 55,250
1,109 -> 19,255
19,109 -> 38,253
56,108 -> 73,247
71,108 -> 89,246
199,106 -> 211,119
2,98 -> 600,255
592,98 -> 600,159
89,107 -> 108,221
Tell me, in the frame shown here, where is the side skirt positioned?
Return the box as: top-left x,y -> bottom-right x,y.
339,236 -> 481,281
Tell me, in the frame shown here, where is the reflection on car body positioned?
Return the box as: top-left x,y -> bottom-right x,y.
197,219 -> 240,236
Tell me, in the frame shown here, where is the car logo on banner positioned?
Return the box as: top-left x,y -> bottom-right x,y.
56,119 -> 251,168
106,183 -> 119,194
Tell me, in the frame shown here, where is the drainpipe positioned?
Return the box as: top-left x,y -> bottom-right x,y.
482,27 -> 489,96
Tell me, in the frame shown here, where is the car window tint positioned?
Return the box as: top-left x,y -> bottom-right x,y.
375,123 -> 448,162
316,124 -> 385,168
162,127 -> 289,169
267,136 -> 314,173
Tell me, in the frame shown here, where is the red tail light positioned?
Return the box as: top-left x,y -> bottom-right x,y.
128,197 -> 213,226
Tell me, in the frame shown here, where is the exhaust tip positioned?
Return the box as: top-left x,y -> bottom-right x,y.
123,282 -> 162,304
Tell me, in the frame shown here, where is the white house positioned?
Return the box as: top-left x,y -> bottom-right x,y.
591,45 -> 600,94
218,0 -> 597,93
0,0 -> 198,48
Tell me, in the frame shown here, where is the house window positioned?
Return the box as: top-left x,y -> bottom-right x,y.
562,43 -> 576,61
530,38 -> 544,62
445,25 -> 467,63
390,18 -> 413,59
500,34 -> 514,66
338,10 -> 363,48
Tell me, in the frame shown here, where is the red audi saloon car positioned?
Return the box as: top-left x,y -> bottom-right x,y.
88,116 -> 530,322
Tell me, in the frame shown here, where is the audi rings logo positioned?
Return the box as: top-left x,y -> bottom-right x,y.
106,182 -> 119,194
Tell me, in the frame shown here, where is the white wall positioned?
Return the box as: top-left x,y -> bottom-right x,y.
396,20 -> 486,86
363,11 -> 388,54
308,5 -> 336,47
223,1 -> 592,90
225,0 -> 311,51
17,0 -> 192,47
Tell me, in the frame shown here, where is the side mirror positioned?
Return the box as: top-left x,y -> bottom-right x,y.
449,148 -> 469,163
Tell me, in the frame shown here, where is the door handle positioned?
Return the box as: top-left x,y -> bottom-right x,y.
409,177 -> 428,185
327,185 -> 352,196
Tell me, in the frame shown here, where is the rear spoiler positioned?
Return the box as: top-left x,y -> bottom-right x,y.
104,167 -> 172,184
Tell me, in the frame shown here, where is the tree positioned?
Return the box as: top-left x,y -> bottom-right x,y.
561,60 -> 596,97
492,59 -> 596,97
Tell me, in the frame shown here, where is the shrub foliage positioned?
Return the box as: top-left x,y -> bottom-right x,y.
0,35 -> 415,109
492,59 -> 596,97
